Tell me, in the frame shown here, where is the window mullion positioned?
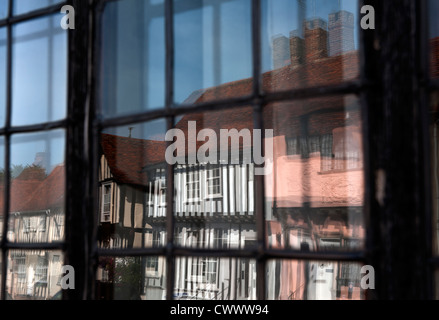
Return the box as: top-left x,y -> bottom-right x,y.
250,0 -> 266,301
63,0 -> 92,300
361,0 -> 431,299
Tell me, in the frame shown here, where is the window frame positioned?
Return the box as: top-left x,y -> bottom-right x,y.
205,165 -> 222,199
88,0 -> 437,300
100,183 -> 112,223
184,165 -> 201,203
0,0 -> 436,301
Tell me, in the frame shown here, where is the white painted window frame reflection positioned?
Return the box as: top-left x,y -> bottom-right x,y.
184,164 -> 201,203
205,165 -> 222,199
101,183 -> 112,223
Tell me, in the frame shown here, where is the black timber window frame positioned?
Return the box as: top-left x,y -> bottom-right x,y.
0,0 -> 78,300
0,0 -> 436,300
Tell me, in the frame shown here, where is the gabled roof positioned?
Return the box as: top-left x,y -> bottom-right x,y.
0,164 -> 65,215
100,133 -> 167,186
15,165 -> 65,212
99,50 -> 362,186
181,51 -> 360,138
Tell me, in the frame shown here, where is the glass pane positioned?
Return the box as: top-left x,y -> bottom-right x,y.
6,250 -> 64,300
12,15 -> 67,126
96,255 -> 166,300
267,259 -> 366,300
172,107 -> 257,250
262,0 -> 359,92
264,95 -> 365,251
174,257 -> 256,300
13,0 -> 64,15
0,27 -> 6,127
8,130 -> 65,243
100,0 -> 165,117
174,0 -> 252,106
99,119 -> 168,249
0,1 -> 7,19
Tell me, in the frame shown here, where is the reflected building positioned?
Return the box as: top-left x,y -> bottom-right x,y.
95,9 -> 365,301
0,164 -> 65,300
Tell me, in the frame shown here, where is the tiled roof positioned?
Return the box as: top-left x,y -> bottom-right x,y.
191,51 -> 359,104
100,133 -> 167,186
15,165 -> 65,212
100,36 -> 439,185
0,165 -> 65,215
100,51 -> 361,185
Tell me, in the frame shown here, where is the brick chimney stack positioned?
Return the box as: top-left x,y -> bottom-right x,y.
272,34 -> 291,69
328,10 -> 355,56
289,30 -> 305,68
303,18 -> 328,62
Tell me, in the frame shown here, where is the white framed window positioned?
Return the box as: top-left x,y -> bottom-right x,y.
185,167 -> 200,202
191,257 -> 218,284
154,168 -> 167,207
146,256 -> 159,274
23,216 -> 37,233
35,256 -> 48,284
157,178 -> 167,206
206,166 -> 222,198
101,183 -> 112,222
38,215 -> 46,232
15,256 -> 26,284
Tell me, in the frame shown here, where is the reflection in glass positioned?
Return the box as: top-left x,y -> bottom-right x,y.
171,107 -> 257,250
262,0 -> 359,92
7,130 -> 65,243
174,257 -> 256,300
99,119 -> 168,249
264,95 -> 364,251
13,0 -> 64,15
0,27 -> 6,127
0,1 -> 7,19
174,0 -> 252,105
266,259 -> 365,300
100,0 -> 165,117
6,250 -> 64,300
12,15 -> 67,126
96,255 -> 166,300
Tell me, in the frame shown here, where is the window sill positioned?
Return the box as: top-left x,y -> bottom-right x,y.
184,199 -> 201,204
204,195 -> 223,200
317,167 -> 363,175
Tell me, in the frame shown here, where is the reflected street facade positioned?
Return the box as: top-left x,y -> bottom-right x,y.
95,6 -> 364,300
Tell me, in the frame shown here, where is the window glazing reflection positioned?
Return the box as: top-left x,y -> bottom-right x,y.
7,130 -> 65,244
12,15 -> 67,126
13,0 -> 64,16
